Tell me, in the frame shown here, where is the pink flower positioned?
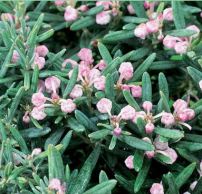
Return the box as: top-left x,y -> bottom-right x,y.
134,23 -> 148,39
64,6 -> 78,22
1,13 -> 14,22
161,112 -> 175,126
49,178 -> 66,194
178,108 -> 195,122
163,8 -> 173,21
78,64 -> 91,78
121,84 -> 130,91
186,25 -> 200,38
31,107 -> 47,120
163,35 -> 178,49
54,0 -> 65,6
150,183 -> 164,194
119,105 -> 136,120
61,99 -> 76,113
77,5 -> 89,12
23,112 -> 30,123
199,80 -> 202,90
12,50 -> 20,63
146,19 -> 159,33
113,127 -> 122,136
31,148 -> 41,157
142,101 -> 153,112
97,59 -> 106,70
97,98 -> 112,114
124,155 -> 134,169
45,76 -> 61,94
32,53 -> 45,70
70,84 -> 83,99
38,80 -> 45,92
35,45 -> 49,57
131,85 -> 142,98
94,76 -> 106,90
89,69 -> 101,83
145,122 -> 154,134
96,11 -> 111,25
77,48 -> 94,65
127,4 -> 135,14
173,99 -> 188,113
119,62 -> 133,81
145,151 -> 155,159
174,41 -> 189,54
31,92 -> 46,107
144,1 -> 151,9
96,1 -> 112,10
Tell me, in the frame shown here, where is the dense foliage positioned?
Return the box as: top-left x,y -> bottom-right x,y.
1,1 -> 202,194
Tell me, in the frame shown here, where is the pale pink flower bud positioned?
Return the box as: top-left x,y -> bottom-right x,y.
31,92 -> 46,107
77,48 -> 94,64
94,76 -> 106,91
134,23 -> 148,39
113,127 -> 122,136
96,11 -> 111,25
150,183 -> 164,194
119,105 -> 136,120
174,41 -> 189,54
70,84 -> 83,99
146,19 -> 159,33
119,62 -> 133,80
89,69 -> 101,84
45,76 -> 61,93
54,0 -> 65,6
97,98 -> 112,114
31,107 -> 47,120
64,6 -> 78,22
127,4 -> 135,14
77,5 -> 89,12
12,50 -> 20,63
144,1 -> 151,9
35,45 -> 49,57
23,114 -> 30,123
31,148 -> 41,157
32,53 -> 45,70
145,122 -> 154,134
184,108 -> 195,120
1,13 -> 14,22
173,99 -> 188,113
161,112 -> 175,126
199,80 -> 202,90
49,178 -> 66,194
163,8 -> 173,21
61,99 -> 76,113
38,80 -> 45,92
163,35 -> 178,49
142,101 -> 153,112
124,155 -> 134,169
145,151 -> 155,159
51,93 -> 60,100
97,59 -> 106,70
79,64 -> 91,77
121,84 -> 130,91
190,181 -> 197,191
131,85 -> 142,98
96,1 -> 112,10
186,25 -> 200,38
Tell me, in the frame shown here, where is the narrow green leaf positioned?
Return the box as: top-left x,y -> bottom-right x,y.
175,163 -> 196,189
133,150 -> 144,172
63,66 -> 78,98
83,180 -> 117,194
165,173 -> 179,194
98,42 -> 112,65
155,127 -> 184,139
158,73 -> 169,100
172,0 -> 185,29
88,129 -> 110,140
131,53 -> 156,81
119,135 -> 154,151
142,72 -> 152,102
130,1 -> 147,18
70,16 -> 95,31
